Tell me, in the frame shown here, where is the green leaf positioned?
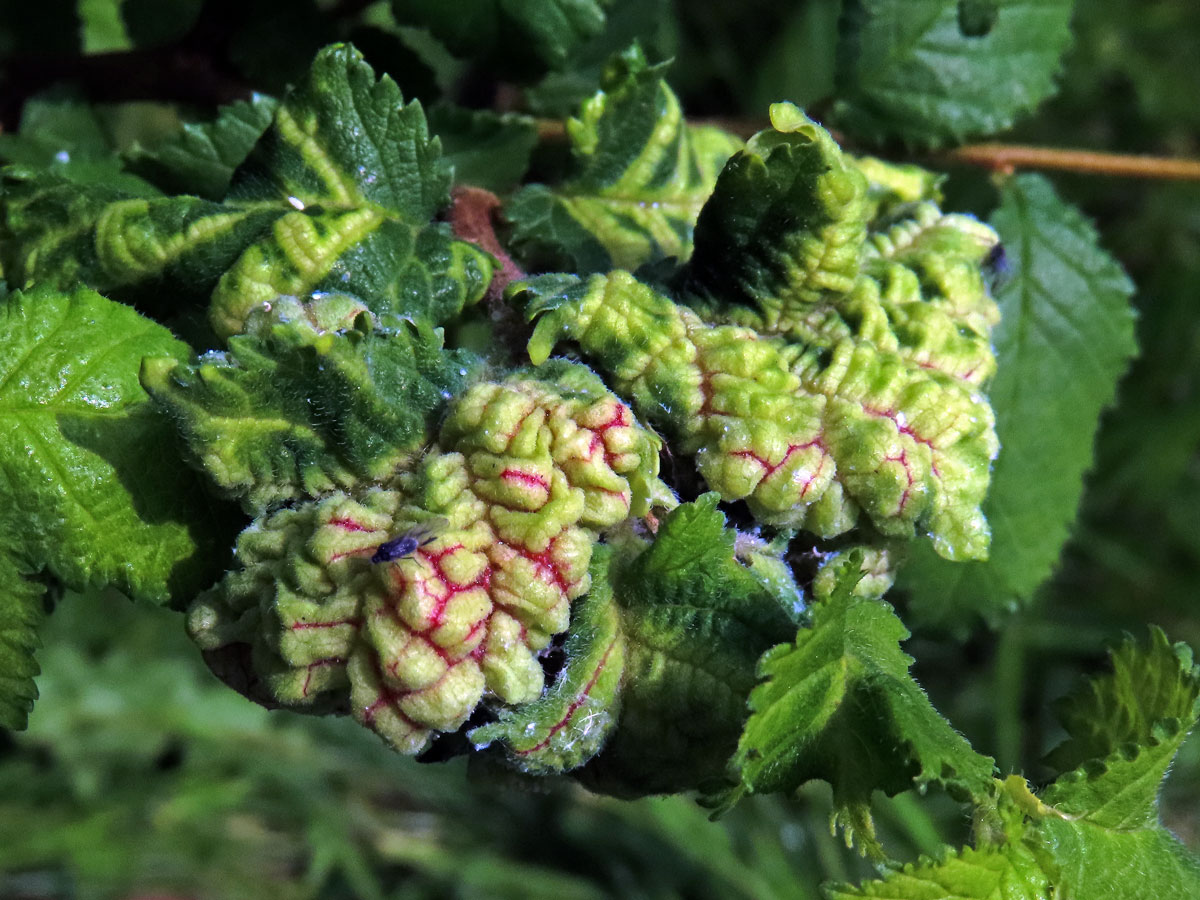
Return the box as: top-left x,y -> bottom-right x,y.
0,92 -> 160,193
0,170 -> 281,299
835,0 -> 1074,144
0,285 -> 231,604
0,171 -> 133,290
142,298 -> 477,513
825,842 -> 1049,900
1047,629 -> 1200,772
79,0 -> 131,52
953,634 -> 1200,899
508,46 -> 742,274
228,42 -> 449,220
470,549 -> 625,773
523,0 -> 675,117
428,104 -> 537,193
208,210 -> 493,338
120,0 -> 203,48
576,495 -> 796,797
123,94 -> 280,200
0,92 -> 110,164
210,43 -> 492,337
0,46 -> 495,340
390,0 -> 609,76
1035,820 -> 1200,900
1041,629 -> 1200,829
900,175 -> 1137,627
685,102 -> 868,322
733,555 -> 995,826
0,552 -> 45,731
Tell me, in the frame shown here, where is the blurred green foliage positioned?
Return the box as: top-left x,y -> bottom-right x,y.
2,591 -> 953,899
1,0 -> 1199,896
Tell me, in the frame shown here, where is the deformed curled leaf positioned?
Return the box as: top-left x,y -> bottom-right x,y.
227,43 -> 449,219
0,44 -> 496,340
901,174 -> 1137,627
0,552 -> 46,731
507,45 -> 742,274
0,170 -> 282,299
685,102 -> 870,323
187,363 -> 669,754
518,270 -> 997,560
469,547 -> 626,774
141,296 -> 480,514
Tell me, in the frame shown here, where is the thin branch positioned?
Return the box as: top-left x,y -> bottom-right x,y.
936,144 -> 1200,180
537,116 -> 1200,180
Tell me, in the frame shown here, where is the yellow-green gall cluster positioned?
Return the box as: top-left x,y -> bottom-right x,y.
696,110 -> 1000,391
517,109 -> 1003,561
188,363 -> 669,753
521,266 -> 996,560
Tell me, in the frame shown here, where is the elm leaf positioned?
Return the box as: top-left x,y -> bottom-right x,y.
470,548 -> 626,774
1035,820 -> 1200,899
0,170 -> 280,298
142,302 -> 478,513
835,0 -> 1074,145
1042,629 -> 1200,829
0,551 -> 45,730
825,842 -> 1049,900
507,47 -> 741,274
123,94 -> 280,200
228,42 -> 449,220
901,175 -> 1137,627
0,46 -> 494,340
576,495 -> 797,797
0,285 -> 231,605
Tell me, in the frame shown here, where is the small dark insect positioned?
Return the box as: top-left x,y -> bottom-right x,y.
984,241 -> 1008,272
984,242 -> 1011,292
371,518 -> 447,564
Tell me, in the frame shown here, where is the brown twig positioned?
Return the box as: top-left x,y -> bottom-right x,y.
936,144 -> 1200,180
536,115 -> 1200,181
447,186 -> 525,303
446,186 -> 529,350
